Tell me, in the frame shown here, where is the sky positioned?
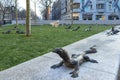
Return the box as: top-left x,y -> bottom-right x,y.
18,0 -> 56,18
18,0 -> 41,18
18,0 -> 26,9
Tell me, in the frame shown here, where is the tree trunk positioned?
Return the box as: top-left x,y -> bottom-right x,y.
15,0 -> 18,27
26,0 -> 31,36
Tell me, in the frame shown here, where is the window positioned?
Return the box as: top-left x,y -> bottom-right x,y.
83,14 -> 93,20
109,4 -> 112,10
96,4 -> 105,9
90,5 -> 93,10
73,3 -> 80,9
96,15 -> 104,20
73,16 -> 79,20
108,15 -> 119,20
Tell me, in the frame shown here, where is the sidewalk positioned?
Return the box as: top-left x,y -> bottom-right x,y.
0,26 -> 120,80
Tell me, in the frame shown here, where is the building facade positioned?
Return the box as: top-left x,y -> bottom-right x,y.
57,0 -> 80,20
52,0 -> 120,20
52,0 -> 61,20
79,0 -> 120,20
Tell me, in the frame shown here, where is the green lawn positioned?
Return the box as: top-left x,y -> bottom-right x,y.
0,24 -> 111,71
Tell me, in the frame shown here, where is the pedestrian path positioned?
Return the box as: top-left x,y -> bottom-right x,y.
0,26 -> 120,80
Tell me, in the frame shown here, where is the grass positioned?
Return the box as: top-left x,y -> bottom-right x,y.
0,24 -> 111,71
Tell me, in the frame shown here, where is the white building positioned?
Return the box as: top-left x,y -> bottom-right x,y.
59,0 -> 120,20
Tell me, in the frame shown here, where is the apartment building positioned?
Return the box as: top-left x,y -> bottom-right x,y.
80,0 -> 120,20
52,0 -> 120,20
52,0 -> 61,20
60,0 -> 67,20
60,0 -> 80,20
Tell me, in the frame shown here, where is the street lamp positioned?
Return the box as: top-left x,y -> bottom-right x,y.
71,0 -> 73,25
34,0 -> 37,24
31,0 -> 37,24
11,6 -> 15,21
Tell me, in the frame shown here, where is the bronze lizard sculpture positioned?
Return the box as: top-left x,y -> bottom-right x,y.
51,46 -> 98,78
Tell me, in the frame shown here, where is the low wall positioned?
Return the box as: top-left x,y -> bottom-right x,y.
12,20 -> 120,25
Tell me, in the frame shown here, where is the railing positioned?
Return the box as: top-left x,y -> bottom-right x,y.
97,8 -> 105,12
73,0 -> 80,3
96,0 -> 105,3
71,8 -> 80,13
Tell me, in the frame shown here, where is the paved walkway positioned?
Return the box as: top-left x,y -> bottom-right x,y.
0,26 -> 120,80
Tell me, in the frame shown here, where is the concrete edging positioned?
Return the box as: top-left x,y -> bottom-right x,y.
0,26 -> 120,80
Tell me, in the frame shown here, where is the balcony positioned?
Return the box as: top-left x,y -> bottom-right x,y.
96,3 -> 105,12
71,8 -> 80,13
97,9 -> 105,12
97,0 -> 105,4
73,0 -> 80,3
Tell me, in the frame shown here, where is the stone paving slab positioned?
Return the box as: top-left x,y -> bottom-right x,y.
0,26 -> 120,80
0,55 -> 117,80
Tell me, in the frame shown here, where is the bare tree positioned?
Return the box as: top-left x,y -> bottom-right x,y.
18,9 -> 26,20
0,0 -> 14,24
37,0 -> 52,20
31,9 -> 39,20
31,0 -> 37,23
